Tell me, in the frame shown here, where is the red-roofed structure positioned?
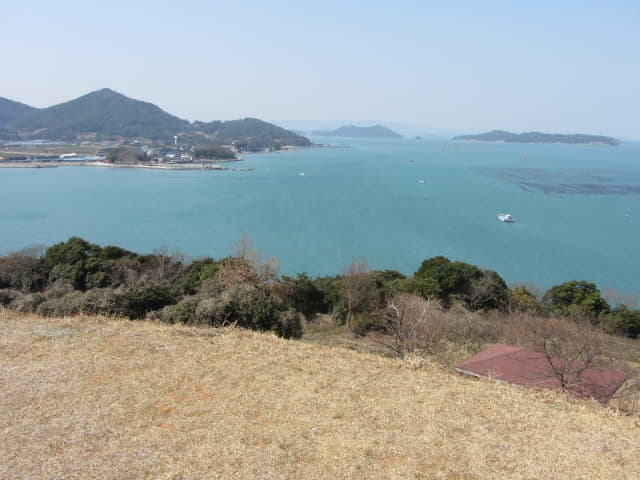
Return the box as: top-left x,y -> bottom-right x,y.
456,343 -> 627,403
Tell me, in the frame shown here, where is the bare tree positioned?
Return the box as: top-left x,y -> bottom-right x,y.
214,233 -> 279,291
522,315 -> 615,395
377,293 -> 445,357
342,259 -> 373,326
149,247 -> 185,286
602,286 -> 639,309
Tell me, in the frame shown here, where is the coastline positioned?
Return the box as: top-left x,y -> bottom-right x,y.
0,159 -> 244,170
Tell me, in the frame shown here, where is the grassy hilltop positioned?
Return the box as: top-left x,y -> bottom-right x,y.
1,310 -> 640,479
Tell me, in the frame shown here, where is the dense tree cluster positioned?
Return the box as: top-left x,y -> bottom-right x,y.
191,118 -> 311,151
1,238 -> 639,341
104,147 -> 149,164
192,144 -> 236,160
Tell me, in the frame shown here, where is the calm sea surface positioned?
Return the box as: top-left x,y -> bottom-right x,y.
1,138 -> 639,297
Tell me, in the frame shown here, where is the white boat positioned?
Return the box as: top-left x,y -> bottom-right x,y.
497,213 -> 515,223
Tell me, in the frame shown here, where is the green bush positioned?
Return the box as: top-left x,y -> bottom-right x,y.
193,283 -> 289,335
176,258 -> 219,295
415,256 -> 482,307
160,297 -> 199,324
602,306 -> 640,338
275,308 -> 303,339
48,263 -> 87,290
543,280 -> 610,320
221,283 -> 282,331
331,301 -> 348,326
393,276 -> 441,300
509,285 -> 544,314
351,313 -> 379,336
0,251 -> 49,292
0,289 -> 19,306
277,273 -> 325,319
122,281 -> 175,319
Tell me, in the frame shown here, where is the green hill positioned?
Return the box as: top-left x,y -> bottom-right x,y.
313,124 -> 403,138
192,118 -> 310,151
0,89 -> 310,148
0,97 -> 37,127
0,97 -> 38,139
6,88 -> 189,141
454,130 -> 621,146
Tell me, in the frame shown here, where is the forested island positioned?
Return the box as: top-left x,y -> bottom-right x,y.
312,124 -> 402,138
454,130 -> 621,146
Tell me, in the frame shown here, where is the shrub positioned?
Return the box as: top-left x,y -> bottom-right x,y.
331,301 -> 348,326
48,263 -> 86,290
77,288 -> 123,316
415,256 -> 482,307
160,297 -> 199,324
194,283 -> 287,335
122,281 -> 175,319
543,280 -> 610,321
176,258 -> 219,295
392,276 -> 441,300
463,270 -> 509,311
37,291 -> 85,317
274,308 -> 303,339
602,306 -> 640,338
9,292 -> 45,312
350,312 -> 380,336
221,283 -> 281,331
0,248 -> 48,292
0,289 -> 19,306
312,276 -> 343,314
377,293 -> 447,356
509,285 -> 544,314
44,237 -> 94,268
277,273 -> 325,319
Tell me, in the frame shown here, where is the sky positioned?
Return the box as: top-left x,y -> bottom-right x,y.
2,0 -> 639,138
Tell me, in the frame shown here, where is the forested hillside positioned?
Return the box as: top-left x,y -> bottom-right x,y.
0,89 -> 310,148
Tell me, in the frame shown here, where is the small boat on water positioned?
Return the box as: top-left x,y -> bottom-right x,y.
497,213 -> 515,223
419,179 -> 425,184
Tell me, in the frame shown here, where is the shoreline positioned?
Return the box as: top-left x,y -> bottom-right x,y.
0,159 -> 245,170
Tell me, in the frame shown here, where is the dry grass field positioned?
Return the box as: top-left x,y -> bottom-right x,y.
1,309 -> 639,479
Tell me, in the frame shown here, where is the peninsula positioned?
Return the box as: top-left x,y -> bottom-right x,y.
453,130 -> 621,146
0,88 -> 311,168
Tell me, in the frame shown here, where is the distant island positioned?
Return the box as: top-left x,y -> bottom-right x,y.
453,130 -> 621,146
312,124 -> 402,139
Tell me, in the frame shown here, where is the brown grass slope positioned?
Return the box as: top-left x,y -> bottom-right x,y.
1,310 -> 639,479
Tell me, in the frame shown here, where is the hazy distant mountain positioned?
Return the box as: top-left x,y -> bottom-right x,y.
0,89 -> 310,148
453,130 -> 620,146
312,125 -> 402,138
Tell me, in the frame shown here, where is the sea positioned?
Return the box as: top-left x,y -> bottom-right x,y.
1,137 -> 639,299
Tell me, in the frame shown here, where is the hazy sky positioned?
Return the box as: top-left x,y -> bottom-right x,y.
2,0 -> 639,138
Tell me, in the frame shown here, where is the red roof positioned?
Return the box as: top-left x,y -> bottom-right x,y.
456,343 -> 627,403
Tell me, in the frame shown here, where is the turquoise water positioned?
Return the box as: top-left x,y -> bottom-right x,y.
1,138 -> 639,297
